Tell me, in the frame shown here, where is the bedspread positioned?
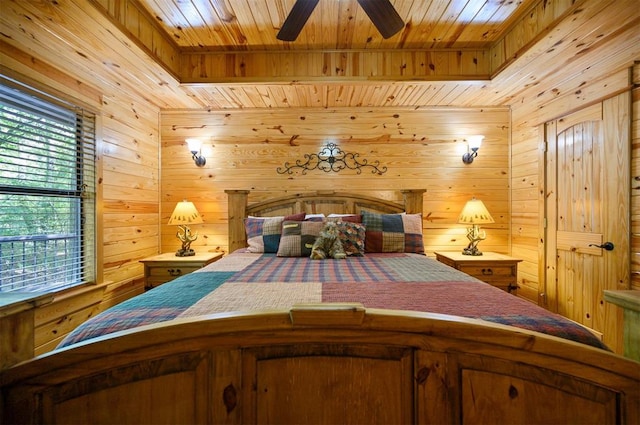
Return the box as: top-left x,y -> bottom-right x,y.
59,252 -> 608,349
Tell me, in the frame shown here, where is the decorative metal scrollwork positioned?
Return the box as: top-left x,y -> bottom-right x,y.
277,143 -> 387,175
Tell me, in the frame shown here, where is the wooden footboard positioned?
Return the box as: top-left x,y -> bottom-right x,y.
2,305 -> 638,424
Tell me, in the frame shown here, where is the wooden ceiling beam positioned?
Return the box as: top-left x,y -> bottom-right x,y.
178,50 -> 491,84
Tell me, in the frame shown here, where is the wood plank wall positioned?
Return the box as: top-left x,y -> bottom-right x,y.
0,57 -> 160,352
510,61 -> 637,353
0,10 -> 168,353
159,108 -> 511,258
510,70 -> 637,296
633,65 -> 640,288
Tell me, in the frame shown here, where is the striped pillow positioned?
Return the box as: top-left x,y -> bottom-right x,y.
245,216 -> 284,253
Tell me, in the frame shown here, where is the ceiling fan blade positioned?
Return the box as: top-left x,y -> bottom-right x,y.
357,0 -> 404,39
277,0 -> 320,41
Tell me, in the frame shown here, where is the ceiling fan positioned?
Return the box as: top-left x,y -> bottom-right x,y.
277,0 -> 404,41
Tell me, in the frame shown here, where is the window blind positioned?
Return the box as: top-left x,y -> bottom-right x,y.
0,78 -> 96,292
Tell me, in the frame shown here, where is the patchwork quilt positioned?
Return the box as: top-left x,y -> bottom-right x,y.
59,252 -> 608,350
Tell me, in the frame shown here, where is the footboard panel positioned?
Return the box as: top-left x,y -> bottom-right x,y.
2,307 -> 639,424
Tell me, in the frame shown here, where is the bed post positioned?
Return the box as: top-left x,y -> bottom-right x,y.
401,189 -> 426,214
225,190 -> 250,253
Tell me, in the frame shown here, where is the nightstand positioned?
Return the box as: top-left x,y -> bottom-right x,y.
140,251 -> 224,290
434,251 -> 522,294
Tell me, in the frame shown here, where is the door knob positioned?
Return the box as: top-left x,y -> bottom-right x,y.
589,242 -> 614,251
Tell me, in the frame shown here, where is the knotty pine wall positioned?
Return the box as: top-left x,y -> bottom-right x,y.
510,64 -> 638,299
509,61 -> 638,353
1,40 -> 162,355
159,108 -> 511,258
4,68 -> 159,353
0,0 -> 208,355
633,73 -> 640,289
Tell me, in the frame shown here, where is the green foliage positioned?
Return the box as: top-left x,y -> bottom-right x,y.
0,104 -> 78,237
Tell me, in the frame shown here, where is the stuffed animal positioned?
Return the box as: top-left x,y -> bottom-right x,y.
310,221 -> 347,260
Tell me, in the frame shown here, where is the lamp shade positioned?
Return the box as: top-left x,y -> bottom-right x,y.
186,138 -> 202,153
457,198 -> 494,224
168,201 -> 203,225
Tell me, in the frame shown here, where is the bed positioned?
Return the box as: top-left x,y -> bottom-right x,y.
1,190 -> 639,424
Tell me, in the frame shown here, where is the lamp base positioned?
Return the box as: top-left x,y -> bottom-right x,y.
175,248 -> 196,257
175,224 -> 198,257
462,246 -> 483,256
462,224 -> 486,256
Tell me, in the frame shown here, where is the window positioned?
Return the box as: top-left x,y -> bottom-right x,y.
0,77 -> 96,292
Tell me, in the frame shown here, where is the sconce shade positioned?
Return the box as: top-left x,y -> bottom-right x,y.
467,135 -> 484,150
462,135 -> 484,164
186,138 -> 202,153
458,198 -> 494,224
186,138 -> 206,167
168,201 -> 203,226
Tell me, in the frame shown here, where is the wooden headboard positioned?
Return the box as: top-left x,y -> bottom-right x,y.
225,189 -> 426,253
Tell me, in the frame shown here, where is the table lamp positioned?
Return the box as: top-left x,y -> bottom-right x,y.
168,200 -> 203,256
457,198 -> 494,256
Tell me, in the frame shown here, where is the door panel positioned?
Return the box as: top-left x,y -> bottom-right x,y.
544,94 -> 630,352
556,230 -> 603,256
557,118 -> 604,328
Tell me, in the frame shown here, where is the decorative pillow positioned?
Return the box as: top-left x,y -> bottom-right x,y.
244,213 -> 306,253
328,213 -> 362,223
304,213 -> 326,222
336,221 -> 366,256
286,212 -> 307,221
361,210 -> 424,254
245,216 -> 284,253
277,220 -> 325,257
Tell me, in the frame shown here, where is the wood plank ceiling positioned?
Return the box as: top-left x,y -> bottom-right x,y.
141,0 -> 532,51
87,0 -> 635,109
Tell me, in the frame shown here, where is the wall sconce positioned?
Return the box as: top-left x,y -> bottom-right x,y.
168,200 -> 204,256
457,197 -> 494,256
186,138 -> 206,167
462,135 -> 484,164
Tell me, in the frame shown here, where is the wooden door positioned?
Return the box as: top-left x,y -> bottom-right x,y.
544,93 -> 630,351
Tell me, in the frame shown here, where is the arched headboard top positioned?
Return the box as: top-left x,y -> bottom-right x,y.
225,189 -> 426,253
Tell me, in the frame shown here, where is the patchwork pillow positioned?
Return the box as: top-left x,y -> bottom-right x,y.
244,213 -> 306,253
361,210 -> 424,254
277,220 -> 326,257
336,221 -> 366,256
245,216 -> 284,253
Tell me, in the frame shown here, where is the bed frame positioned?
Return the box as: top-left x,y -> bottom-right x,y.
1,190 -> 639,424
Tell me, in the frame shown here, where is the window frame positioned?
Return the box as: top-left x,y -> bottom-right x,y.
0,75 -> 98,293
